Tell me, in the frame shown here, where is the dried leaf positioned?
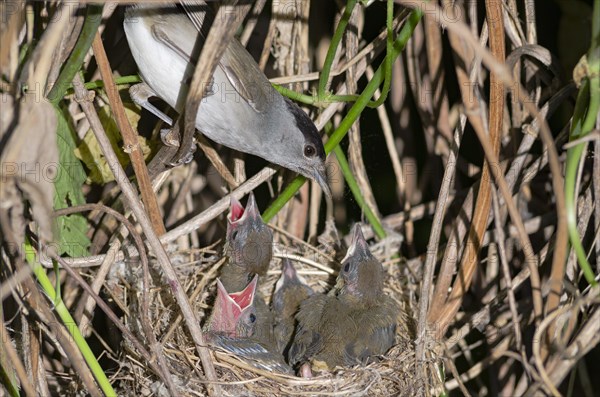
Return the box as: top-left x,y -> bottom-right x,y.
0,94 -> 57,244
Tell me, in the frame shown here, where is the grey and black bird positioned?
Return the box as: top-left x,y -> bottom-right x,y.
288,224 -> 398,376
123,2 -> 330,195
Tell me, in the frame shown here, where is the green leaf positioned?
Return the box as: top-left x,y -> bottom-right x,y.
74,103 -> 151,184
54,107 -> 90,257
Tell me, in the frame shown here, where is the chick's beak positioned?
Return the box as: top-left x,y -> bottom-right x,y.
213,276 -> 257,332
243,192 -> 261,222
342,224 -> 369,263
282,258 -> 297,281
351,224 -> 369,252
228,275 -> 258,309
229,196 -> 245,223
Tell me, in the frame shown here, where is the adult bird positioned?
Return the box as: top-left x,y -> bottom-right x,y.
123,3 -> 330,195
288,224 -> 398,376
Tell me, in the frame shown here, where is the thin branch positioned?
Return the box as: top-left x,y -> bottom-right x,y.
91,33 -> 166,236
71,74 -> 219,394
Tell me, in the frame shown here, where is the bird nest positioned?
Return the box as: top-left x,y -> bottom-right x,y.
111,223 -> 444,396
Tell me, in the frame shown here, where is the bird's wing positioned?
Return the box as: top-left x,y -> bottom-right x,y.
219,39 -> 272,113
209,334 -> 293,374
287,295 -> 328,366
152,2 -> 272,112
149,15 -> 198,61
182,1 -> 272,113
344,299 -> 398,365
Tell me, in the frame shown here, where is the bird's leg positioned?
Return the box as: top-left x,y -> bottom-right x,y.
129,82 -> 173,126
130,83 -> 196,166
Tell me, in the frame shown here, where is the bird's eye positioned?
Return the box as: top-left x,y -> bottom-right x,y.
232,231 -> 238,240
304,144 -> 316,158
249,313 -> 256,323
343,263 -> 350,272
247,273 -> 254,282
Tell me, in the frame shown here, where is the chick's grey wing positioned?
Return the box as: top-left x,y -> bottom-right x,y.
287,294 -> 328,366
344,322 -> 396,365
345,300 -> 398,364
209,334 -> 293,374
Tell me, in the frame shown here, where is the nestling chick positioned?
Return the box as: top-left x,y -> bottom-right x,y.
221,193 -> 273,292
288,224 -> 398,376
272,258 -> 314,355
205,276 -> 258,338
205,276 -> 291,373
219,192 -> 275,346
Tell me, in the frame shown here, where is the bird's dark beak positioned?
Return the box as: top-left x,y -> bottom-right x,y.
313,163 -> 331,198
229,196 -> 245,223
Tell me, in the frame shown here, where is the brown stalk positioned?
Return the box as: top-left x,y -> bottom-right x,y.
91,33 -> 166,236
491,189 -> 527,368
17,268 -> 102,396
424,14 -> 452,144
404,0 -> 550,337
545,304 -> 600,390
74,236 -> 120,335
166,162 -> 198,227
415,117 -> 462,365
440,0 -> 506,329
27,312 -> 45,397
240,0 -> 268,46
0,320 -> 37,397
595,139 -> 600,272
272,0 -> 312,238
426,0 -> 488,325
196,135 -> 238,190
401,0 -> 568,334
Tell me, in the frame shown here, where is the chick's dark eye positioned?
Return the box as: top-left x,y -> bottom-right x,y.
249,313 -> 256,323
232,231 -> 238,240
304,144 -> 316,157
343,263 -> 350,272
